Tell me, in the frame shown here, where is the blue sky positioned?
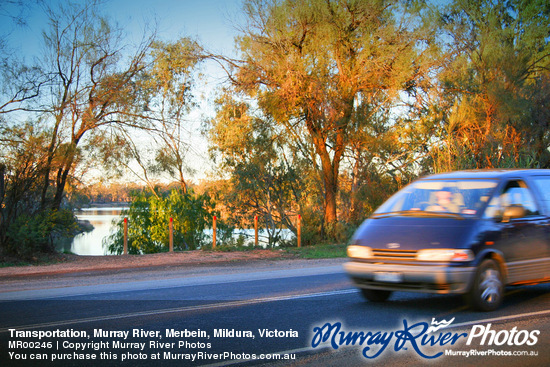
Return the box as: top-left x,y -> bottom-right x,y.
107,0 -> 242,55
2,0 -> 243,60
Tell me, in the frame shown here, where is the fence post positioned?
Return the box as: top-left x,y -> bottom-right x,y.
123,217 -> 128,255
254,215 -> 258,247
297,214 -> 301,248
213,215 -> 217,249
169,217 -> 173,252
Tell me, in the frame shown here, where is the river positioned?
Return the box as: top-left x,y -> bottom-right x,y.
60,207 -> 126,256
59,207 -> 294,256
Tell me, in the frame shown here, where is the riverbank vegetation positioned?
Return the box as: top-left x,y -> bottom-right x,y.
1,0 -> 549,259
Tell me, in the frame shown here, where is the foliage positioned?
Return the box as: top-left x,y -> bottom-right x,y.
105,38 -> 205,194
208,91 -> 304,247
2,0 -> 550,257
0,1 -> 204,256
105,189 -> 216,254
230,0 -> 439,232
5,209 -> 78,259
429,0 -> 550,170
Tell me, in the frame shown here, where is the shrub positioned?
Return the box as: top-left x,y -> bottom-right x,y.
5,209 -> 78,259
104,189 -> 217,254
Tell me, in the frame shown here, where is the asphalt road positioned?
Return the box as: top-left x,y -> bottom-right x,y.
0,260 -> 548,367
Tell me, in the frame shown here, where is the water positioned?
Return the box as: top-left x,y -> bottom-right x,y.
69,207 -> 126,256
62,207 -> 295,256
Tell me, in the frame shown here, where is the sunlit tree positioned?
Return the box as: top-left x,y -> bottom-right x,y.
227,0 -> 437,234
434,0 -> 550,169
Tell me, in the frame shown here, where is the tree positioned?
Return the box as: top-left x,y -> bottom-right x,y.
208,90 -> 303,246
138,38 -> 205,193
0,0 -> 206,255
37,0 -> 156,212
433,0 -> 550,169
95,37 -> 205,195
229,0 -> 436,234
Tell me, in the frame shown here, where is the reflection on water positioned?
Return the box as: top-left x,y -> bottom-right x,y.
68,207 -> 127,256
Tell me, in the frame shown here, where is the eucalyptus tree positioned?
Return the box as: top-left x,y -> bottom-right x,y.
228,0 -> 437,233
36,0 -> 158,211
140,38 -> 204,193
0,0 -> 212,256
435,0 -> 550,169
95,36 -> 205,196
208,90 -> 304,246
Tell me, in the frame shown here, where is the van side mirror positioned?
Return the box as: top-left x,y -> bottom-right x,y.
502,205 -> 526,222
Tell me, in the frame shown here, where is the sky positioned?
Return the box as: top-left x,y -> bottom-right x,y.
1,0 -> 245,184
107,0 -> 242,56
1,0 -> 242,59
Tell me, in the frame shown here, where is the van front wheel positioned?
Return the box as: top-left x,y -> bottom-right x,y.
468,259 -> 504,311
360,288 -> 392,302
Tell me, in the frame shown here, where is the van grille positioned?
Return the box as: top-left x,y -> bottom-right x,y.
371,249 -> 417,261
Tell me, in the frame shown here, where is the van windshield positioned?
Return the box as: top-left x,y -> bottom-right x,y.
373,180 -> 498,218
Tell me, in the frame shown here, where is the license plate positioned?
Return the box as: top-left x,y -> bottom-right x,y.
374,272 -> 403,283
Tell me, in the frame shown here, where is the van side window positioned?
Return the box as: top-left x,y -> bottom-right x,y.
532,177 -> 550,214
484,180 -> 539,218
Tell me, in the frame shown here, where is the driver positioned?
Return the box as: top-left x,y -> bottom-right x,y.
426,187 -> 460,213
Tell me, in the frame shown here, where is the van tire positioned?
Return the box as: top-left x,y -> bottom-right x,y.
468,259 -> 504,311
360,288 -> 392,302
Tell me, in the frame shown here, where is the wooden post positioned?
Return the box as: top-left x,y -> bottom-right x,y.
254,215 -> 258,247
297,214 -> 301,248
123,217 -> 128,255
169,217 -> 173,252
212,215 -> 217,249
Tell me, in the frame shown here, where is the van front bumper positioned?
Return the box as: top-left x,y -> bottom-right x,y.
344,261 -> 475,294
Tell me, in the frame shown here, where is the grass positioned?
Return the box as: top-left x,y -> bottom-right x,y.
0,252 -> 72,268
0,243 -> 349,268
283,243 -> 348,259
0,261 -> 31,268
207,242 -> 348,259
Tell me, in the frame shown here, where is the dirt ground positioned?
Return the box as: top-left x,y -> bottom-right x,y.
0,249 -> 295,278
0,250 -> 347,293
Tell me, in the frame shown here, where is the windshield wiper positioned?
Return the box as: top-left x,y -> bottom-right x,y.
370,210 -> 422,219
422,211 -> 465,220
371,210 -> 464,220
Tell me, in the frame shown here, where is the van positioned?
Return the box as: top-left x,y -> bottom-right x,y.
344,169 -> 550,311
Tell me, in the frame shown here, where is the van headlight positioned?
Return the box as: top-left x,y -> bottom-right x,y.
347,245 -> 373,259
416,249 -> 474,262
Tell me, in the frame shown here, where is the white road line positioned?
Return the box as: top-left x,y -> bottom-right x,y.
0,289 -> 358,333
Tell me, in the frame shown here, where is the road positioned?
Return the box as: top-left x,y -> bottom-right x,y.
0,259 -> 549,366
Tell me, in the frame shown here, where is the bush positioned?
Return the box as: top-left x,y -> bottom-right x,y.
104,189 -> 217,254
5,209 -> 78,259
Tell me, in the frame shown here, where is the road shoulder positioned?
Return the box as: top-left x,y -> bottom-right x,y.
0,253 -> 347,293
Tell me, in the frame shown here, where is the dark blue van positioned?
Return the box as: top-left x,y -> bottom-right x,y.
345,169 -> 550,311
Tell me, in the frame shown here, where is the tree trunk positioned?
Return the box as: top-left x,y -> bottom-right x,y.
308,123 -> 343,231
52,137 -> 80,211
40,114 -> 63,210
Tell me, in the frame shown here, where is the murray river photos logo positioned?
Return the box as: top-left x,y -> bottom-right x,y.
310,318 -> 540,359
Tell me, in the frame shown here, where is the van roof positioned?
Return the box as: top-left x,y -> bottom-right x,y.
422,169 -> 550,181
